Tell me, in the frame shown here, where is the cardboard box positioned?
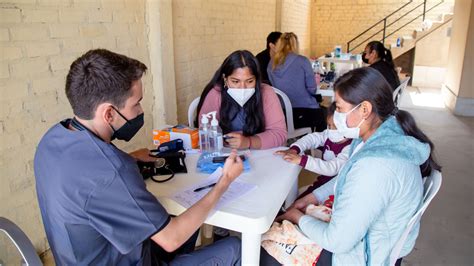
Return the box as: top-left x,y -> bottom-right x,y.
153,125 -> 199,150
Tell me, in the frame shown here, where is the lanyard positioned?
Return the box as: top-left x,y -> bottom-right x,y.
70,118 -> 106,142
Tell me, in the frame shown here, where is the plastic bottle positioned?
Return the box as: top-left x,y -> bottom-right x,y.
208,111 -> 223,156
334,45 -> 342,58
199,113 -> 210,154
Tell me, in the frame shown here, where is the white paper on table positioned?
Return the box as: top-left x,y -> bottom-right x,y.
171,167 -> 257,210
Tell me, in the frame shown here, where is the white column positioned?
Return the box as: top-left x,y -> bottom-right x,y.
145,0 -> 178,127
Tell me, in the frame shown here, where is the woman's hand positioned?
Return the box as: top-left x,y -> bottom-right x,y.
224,132 -> 250,149
292,193 -> 319,212
282,153 -> 302,165
276,208 -> 304,224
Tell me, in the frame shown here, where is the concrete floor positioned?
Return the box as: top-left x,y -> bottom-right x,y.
397,86 -> 474,265
40,86 -> 473,265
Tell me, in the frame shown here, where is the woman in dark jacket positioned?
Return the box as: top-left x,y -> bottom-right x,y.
363,41 -> 401,91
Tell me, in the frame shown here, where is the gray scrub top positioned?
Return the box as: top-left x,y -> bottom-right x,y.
34,120 -> 170,265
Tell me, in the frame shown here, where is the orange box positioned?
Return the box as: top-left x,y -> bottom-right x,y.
152,128 -> 171,146
153,125 -> 199,150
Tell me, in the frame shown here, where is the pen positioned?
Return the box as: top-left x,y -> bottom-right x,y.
193,182 -> 217,192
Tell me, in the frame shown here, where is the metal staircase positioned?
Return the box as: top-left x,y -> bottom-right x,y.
346,0 -> 454,60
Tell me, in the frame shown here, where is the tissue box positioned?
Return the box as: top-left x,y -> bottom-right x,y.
153,125 -> 199,150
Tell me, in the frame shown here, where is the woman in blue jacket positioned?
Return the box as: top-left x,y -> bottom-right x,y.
277,67 -> 441,265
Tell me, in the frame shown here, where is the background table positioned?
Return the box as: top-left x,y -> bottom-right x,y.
146,147 -> 301,265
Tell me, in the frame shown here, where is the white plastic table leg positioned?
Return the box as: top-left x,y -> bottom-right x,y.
241,232 -> 261,265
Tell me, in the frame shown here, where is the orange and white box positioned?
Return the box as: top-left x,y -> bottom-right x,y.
153,125 -> 199,150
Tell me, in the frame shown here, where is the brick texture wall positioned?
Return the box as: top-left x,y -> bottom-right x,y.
172,0 -> 277,124
310,0 -> 452,57
0,0 -> 155,260
281,0 -> 312,57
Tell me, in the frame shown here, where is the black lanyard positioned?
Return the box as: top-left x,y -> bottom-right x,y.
70,118 -> 106,142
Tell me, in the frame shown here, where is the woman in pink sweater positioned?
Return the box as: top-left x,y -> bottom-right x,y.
196,50 -> 287,149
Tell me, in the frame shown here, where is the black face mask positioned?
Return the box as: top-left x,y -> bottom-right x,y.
361,52 -> 369,64
110,106 -> 144,141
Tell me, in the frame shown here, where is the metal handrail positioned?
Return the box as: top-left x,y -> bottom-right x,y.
346,0 -> 444,53
346,0 -> 413,52
385,0 -> 445,39
385,2 -> 425,29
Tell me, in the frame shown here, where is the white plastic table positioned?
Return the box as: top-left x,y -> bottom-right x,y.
317,55 -> 363,69
146,147 -> 301,265
316,86 -> 335,102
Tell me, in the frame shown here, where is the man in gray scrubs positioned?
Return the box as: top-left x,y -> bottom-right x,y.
34,49 -> 243,265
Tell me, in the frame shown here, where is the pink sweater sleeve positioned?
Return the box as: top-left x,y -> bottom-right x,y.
256,84 -> 288,149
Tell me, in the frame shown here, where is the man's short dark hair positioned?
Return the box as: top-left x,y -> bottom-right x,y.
65,49 -> 147,119
266,31 -> 282,49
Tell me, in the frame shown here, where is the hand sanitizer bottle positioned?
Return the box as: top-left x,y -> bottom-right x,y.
199,113 -> 210,154
208,111 -> 223,156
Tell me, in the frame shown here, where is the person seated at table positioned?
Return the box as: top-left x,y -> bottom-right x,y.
363,40 -> 401,91
196,50 -> 287,150
274,102 -> 351,199
268,67 -> 441,265
256,31 -> 282,85
267,32 -> 326,132
34,49 -> 244,266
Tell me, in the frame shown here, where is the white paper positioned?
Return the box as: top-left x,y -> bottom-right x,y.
171,167 -> 257,210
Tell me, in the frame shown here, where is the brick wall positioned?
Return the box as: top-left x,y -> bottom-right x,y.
309,0 -> 454,57
0,0 -> 156,260
281,0 -> 312,57
172,0 -> 277,124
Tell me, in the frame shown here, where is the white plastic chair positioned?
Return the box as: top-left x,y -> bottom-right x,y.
389,170 -> 442,266
393,77 -> 410,107
0,217 -> 42,265
187,96 -> 200,128
272,87 -> 312,140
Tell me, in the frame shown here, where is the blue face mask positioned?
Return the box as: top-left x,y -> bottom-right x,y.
109,106 -> 144,141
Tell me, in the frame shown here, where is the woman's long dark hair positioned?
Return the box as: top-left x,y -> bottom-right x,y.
366,41 -> 396,68
195,50 -> 265,136
334,67 -> 441,177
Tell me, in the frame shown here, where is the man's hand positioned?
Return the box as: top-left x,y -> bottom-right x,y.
224,132 -> 250,149
129,148 -> 156,162
219,150 -> 244,187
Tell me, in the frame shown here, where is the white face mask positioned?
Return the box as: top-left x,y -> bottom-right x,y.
333,103 -> 365,139
226,88 -> 255,107
327,129 -> 345,143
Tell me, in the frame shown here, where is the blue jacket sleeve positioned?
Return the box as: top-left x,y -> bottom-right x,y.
302,56 -> 316,94
299,157 -> 392,253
